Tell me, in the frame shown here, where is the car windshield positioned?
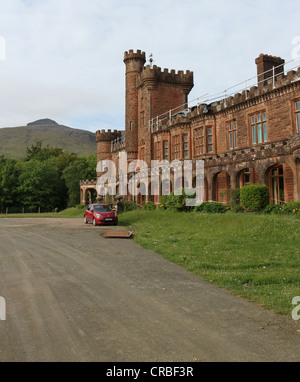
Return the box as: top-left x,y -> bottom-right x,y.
94,205 -> 112,212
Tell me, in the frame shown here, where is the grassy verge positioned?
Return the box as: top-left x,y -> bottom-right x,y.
118,210 -> 300,317
0,206 -> 85,219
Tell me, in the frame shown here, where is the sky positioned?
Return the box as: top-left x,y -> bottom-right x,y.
0,0 -> 299,132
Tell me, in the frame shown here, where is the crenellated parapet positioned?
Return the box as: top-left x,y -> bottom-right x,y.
80,179 -> 96,186
138,64 -> 194,92
96,129 -> 122,143
152,66 -> 300,133
123,49 -> 146,65
96,130 -> 124,166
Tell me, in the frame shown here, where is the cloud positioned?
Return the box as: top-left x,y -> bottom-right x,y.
0,0 -> 299,131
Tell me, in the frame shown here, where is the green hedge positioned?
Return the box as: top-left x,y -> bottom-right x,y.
262,201 -> 300,215
142,201 -> 157,211
160,189 -> 196,211
121,201 -> 140,212
240,184 -> 269,212
194,202 -> 228,213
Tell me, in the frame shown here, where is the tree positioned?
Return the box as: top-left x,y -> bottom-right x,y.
25,138 -> 64,162
62,154 -> 97,207
17,160 -> 65,212
0,159 -> 20,213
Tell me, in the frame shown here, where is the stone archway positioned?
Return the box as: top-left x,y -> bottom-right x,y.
212,171 -> 231,203
80,180 -> 97,205
265,163 -> 294,204
137,181 -> 147,206
192,174 -> 208,202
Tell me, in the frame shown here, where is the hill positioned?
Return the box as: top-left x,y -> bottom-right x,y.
0,119 -> 97,159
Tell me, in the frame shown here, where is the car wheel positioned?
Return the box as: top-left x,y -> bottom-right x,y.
84,216 -> 88,224
93,218 -> 97,226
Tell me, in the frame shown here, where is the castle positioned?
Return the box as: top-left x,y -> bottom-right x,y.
80,49 -> 300,206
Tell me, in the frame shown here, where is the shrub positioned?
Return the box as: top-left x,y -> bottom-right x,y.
159,195 -> 168,207
122,201 -> 139,212
240,184 -> 269,212
162,193 -> 186,210
194,202 -> 227,213
262,202 -> 300,215
230,189 -> 241,206
283,201 -> 300,214
231,204 -> 245,213
161,189 -> 196,211
142,201 -> 157,211
262,204 -> 282,214
76,204 -> 86,210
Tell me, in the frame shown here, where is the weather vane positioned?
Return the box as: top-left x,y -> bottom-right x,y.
149,53 -> 154,68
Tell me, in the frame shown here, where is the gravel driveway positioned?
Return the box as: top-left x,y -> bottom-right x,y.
0,218 -> 299,362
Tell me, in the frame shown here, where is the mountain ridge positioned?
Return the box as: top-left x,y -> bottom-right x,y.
0,120 -> 97,159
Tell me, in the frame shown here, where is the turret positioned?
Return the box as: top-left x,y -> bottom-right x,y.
123,50 -> 146,157
96,129 -> 121,176
138,65 -> 194,97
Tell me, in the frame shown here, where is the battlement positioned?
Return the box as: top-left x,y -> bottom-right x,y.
124,49 -> 146,63
255,53 -> 285,85
80,179 -> 96,186
96,129 -> 122,142
138,64 -> 194,89
255,53 -> 285,64
208,66 -> 300,113
152,65 -> 300,132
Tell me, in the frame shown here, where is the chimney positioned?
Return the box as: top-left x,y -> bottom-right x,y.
255,54 -> 285,86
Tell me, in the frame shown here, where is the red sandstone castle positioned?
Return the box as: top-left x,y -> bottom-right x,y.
80,49 -> 300,206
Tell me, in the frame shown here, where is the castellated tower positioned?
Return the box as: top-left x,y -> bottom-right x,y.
123,50 -> 146,161
96,129 -> 122,176
123,49 -> 194,165
95,49 -> 194,179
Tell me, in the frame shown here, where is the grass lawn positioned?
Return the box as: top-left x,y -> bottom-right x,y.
0,207 -> 85,219
118,210 -> 300,317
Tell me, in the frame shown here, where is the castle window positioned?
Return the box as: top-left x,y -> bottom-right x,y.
193,127 -> 204,155
155,141 -> 161,160
251,111 -> 267,144
228,120 -> 237,149
296,101 -> 300,132
183,134 -> 189,158
139,147 -> 145,162
163,141 -> 169,161
206,126 -> 213,153
244,168 -> 250,185
130,121 -> 133,130
173,135 -> 180,159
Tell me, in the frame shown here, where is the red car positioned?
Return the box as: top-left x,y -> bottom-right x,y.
84,203 -> 118,226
